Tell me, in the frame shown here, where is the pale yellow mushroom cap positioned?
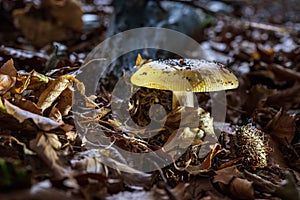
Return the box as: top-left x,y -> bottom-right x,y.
130,59 -> 239,92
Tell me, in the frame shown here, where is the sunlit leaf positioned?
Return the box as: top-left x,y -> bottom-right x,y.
15,70 -> 49,94
37,76 -> 71,112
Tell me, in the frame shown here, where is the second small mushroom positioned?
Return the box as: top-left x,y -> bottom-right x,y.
130,58 -> 239,109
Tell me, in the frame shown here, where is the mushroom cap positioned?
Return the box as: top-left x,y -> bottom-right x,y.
130,59 -> 239,92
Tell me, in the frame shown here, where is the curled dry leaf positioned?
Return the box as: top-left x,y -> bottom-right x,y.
213,166 -> 240,185
229,177 -> 254,200
202,143 -> 224,170
244,169 -> 300,200
49,106 -> 63,123
266,82 -> 300,110
4,99 -> 62,131
37,74 -> 93,113
56,88 -> 73,116
29,133 -> 66,179
265,108 -> 296,144
37,76 -> 71,112
0,74 -> 15,95
186,176 -> 227,200
0,59 -> 17,95
213,166 -> 254,200
12,98 -> 42,115
15,70 -> 49,94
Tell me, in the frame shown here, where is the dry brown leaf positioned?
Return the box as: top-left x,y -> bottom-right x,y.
44,133 -> 62,150
269,64 -> 300,82
229,177 -> 254,200
4,99 -> 62,131
266,83 -> 300,110
0,59 -> 17,95
214,167 -> 254,199
15,70 -> 49,94
49,106 -> 63,123
186,176 -> 227,200
56,88 -> 73,116
29,133 -> 67,179
171,183 -> 189,200
202,143 -> 223,170
37,76 -> 71,112
0,59 -> 17,77
268,137 -> 289,168
0,181 -> 80,200
244,170 -> 277,193
274,170 -> 300,200
0,74 -> 15,95
12,98 -> 42,115
213,166 -> 240,185
244,170 -> 300,200
265,108 -> 296,144
243,85 -> 275,116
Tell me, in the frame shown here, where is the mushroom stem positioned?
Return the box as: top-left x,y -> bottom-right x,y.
172,91 -> 194,109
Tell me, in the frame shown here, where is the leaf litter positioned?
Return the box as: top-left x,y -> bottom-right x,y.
0,0 -> 300,199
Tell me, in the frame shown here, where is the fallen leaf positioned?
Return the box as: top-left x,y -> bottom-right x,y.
267,137 -> 288,168
4,99 -> 62,131
56,88 -> 73,116
37,76 -> 71,112
29,133 -> 66,179
274,170 -> 300,200
202,143 -> 224,170
244,170 -> 277,193
213,166 -> 240,185
266,82 -> 300,110
269,64 -> 300,82
12,98 -> 42,115
213,167 -> 254,199
0,59 -> 17,95
15,70 -> 49,94
244,169 -> 300,200
186,176 -> 227,200
0,75 -> 14,95
0,59 -> 17,77
265,108 -> 296,144
49,106 -> 63,123
229,177 -> 254,200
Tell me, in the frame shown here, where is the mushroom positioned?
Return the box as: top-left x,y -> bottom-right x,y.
130,58 -> 239,109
